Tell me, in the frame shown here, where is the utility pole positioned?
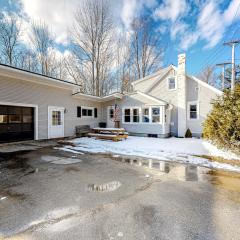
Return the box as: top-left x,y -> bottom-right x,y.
216,62 -> 231,90
224,40 -> 240,90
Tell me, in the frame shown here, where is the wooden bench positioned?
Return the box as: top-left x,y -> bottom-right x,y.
76,125 -> 91,137
87,133 -> 122,142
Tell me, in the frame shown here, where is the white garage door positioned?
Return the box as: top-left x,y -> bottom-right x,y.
48,106 -> 64,139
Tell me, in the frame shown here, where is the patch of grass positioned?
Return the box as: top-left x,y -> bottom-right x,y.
195,155 -> 240,167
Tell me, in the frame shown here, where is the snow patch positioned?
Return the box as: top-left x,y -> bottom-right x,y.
60,137 -> 240,172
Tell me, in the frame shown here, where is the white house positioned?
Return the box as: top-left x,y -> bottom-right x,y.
0,54 -> 221,143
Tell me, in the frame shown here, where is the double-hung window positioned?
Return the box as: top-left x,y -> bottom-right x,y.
142,108 -> 149,123
133,108 -> 140,123
82,107 -> 93,117
188,102 -> 198,120
152,107 -> 160,123
124,109 -> 131,123
168,77 -> 176,90
109,108 -> 114,119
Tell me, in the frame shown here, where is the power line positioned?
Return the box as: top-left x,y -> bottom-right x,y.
223,39 -> 240,90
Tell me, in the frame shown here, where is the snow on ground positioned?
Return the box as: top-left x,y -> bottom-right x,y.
60,137 -> 240,172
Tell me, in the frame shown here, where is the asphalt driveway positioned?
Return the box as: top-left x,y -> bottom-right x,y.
0,145 -> 240,240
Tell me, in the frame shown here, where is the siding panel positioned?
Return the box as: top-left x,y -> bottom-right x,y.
0,77 -> 101,139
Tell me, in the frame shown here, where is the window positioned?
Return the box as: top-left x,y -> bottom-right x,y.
0,115 -> 7,123
77,106 -> 81,118
152,107 -> 160,123
9,115 -> 21,123
168,77 -> 176,90
189,104 -> 197,119
142,108 -> 149,122
82,107 -> 93,117
124,109 -> 131,123
133,108 -> 139,122
52,111 -> 61,126
109,108 -> 114,119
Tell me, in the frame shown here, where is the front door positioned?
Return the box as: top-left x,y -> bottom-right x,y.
107,106 -> 115,128
48,106 -> 64,139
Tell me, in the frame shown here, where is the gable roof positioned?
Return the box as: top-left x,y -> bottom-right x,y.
189,76 -> 222,95
131,64 -> 222,95
126,91 -> 168,105
131,65 -> 175,86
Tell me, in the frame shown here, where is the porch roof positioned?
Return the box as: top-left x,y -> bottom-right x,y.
72,92 -> 123,102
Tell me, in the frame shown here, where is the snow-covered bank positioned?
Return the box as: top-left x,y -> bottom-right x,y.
61,137 -> 240,172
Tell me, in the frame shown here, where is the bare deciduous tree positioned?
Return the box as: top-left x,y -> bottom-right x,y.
115,34 -> 133,93
198,65 -> 216,85
131,17 -> 163,79
70,0 -> 115,96
17,48 -> 38,72
30,21 -> 55,76
0,13 -> 21,65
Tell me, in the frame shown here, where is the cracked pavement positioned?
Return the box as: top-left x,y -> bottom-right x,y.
0,146 -> 240,239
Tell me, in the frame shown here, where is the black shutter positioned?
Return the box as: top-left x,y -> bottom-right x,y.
77,106 -> 81,118
94,108 -> 98,118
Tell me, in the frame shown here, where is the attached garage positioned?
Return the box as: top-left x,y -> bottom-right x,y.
0,105 -> 35,143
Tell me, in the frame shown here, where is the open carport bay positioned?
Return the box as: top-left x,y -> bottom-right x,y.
0,146 -> 240,240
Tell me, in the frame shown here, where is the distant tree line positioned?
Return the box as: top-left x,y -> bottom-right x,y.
0,0 -> 164,96
198,64 -> 240,90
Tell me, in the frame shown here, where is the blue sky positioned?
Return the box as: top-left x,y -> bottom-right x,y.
0,0 -> 240,75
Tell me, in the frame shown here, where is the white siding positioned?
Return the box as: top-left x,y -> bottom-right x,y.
0,76 -> 101,139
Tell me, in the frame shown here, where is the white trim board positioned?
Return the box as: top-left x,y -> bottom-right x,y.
0,101 -> 38,140
187,101 -> 200,121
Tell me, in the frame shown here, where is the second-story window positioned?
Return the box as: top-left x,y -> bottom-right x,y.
168,77 -> 176,90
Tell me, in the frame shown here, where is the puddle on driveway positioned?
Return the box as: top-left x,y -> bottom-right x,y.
110,154 -> 240,193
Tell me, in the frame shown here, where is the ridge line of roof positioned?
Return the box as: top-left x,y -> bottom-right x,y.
131,65 -> 174,85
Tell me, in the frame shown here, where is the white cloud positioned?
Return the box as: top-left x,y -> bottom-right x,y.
197,0 -> 240,48
120,0 -> 157,30
121,0 -> 139,30
197,0 -> 223,48
154,0 -> 240,50
158,25 -> 167,34
19,0 -> 78,45
223,0 -> 240,25
154,0 -> 187,22
180,31 -> 199,50
170,21 -> 187,39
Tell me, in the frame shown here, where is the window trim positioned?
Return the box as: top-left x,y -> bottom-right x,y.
132,108 -> 140,123
142,107 -> 150,123
167,76 -> 177,91
122,108 -> 132,123
187,101 -> 199,120
81,106 -> 94,118
151,107 -> 161,123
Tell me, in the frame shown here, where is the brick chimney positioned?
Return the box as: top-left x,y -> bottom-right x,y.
177,53 -> 187,137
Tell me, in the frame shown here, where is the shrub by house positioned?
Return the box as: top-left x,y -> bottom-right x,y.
203,84 -> 240,154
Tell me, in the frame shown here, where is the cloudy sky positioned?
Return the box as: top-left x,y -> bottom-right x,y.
1,0 -> 240,75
